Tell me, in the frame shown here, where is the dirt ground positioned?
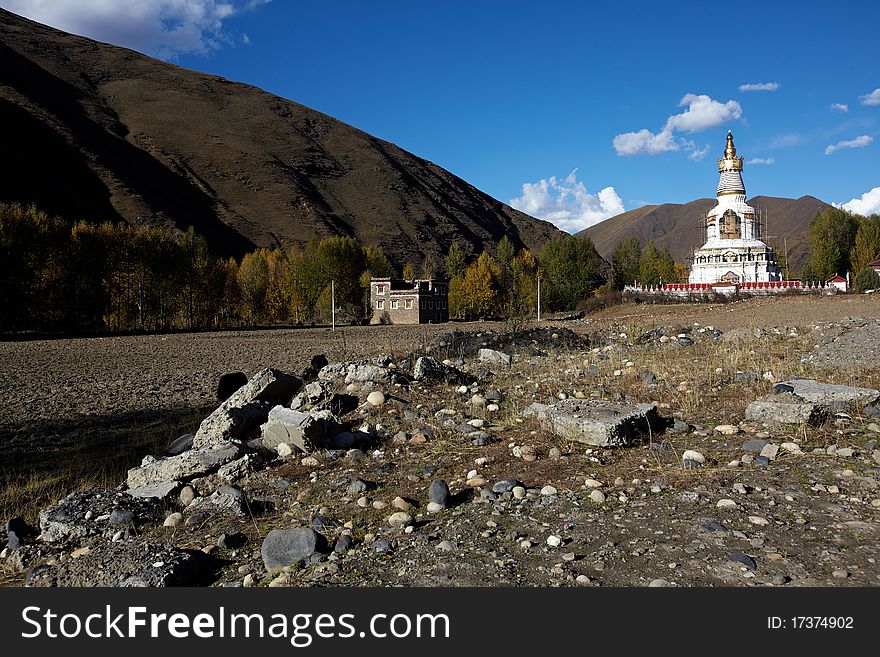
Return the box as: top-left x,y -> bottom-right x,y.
2,294 -> 880,587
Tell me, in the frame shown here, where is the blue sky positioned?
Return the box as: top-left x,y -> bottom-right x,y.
3,0 -> 880,230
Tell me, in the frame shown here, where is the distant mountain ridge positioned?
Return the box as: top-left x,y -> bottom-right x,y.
0,9 -> 564,263
579,195 -> 832,274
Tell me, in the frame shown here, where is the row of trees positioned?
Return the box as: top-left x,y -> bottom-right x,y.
802,207 -> 880,288
609,237 -> 687,289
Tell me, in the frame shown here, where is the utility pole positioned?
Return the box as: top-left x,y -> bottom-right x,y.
331,280 -> 336,332
537,274 -> 541,322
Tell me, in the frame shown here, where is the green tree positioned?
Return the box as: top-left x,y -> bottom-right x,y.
611,236 -> 642,289
850,215 -> 880,274
805,207 -> 860,280
638,241 -> 677,286
538,235 -> 604,310
444,241 -> 468,280
402,262 -> 416,281
852,267 -> 880,293
237,249 -> 270,323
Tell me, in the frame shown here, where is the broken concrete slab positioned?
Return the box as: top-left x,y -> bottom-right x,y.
193,368 -> 302,448
26,540 -> 205,587
745,397 -> 827,426
772,379 -> 880,406
126,442 -> 243,489
39,489 -> 162,544
127,481 -> 181,502
521,399 -> 663,447
478,348 -> 511,367
260,406 -> 341,453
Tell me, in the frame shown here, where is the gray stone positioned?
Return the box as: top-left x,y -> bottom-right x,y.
261,528 -> 326,573
521,400 -> 663,447
643,372 -> 657,386
492,479 -> 522,494
742,438 -> 769,453
6,517 -> 36,550
126,441 -> 243,488
334,534 -> 353,554
167,433 -> 194,456
259,406 -> 341,453
179,485 -> 197,507
745,398 -> 826,425
39,489 -> 161,543
193,368 -> 302,448
478,348 -> 511,367
413,356 -> 471,385
186,485 -> 246,516
346,478 -> 371,495
735,371 -> 759,383
27,540 -> 203,587
755,455 -> 770,465
772,379 -> 880,406
728,553 -> 757,571
127,481 -> 180,501
217,454 -> 261,482
372,539 -> 393,556
698,520 -> 728,533
428,479 -> 450,507
343,364 -> 391,385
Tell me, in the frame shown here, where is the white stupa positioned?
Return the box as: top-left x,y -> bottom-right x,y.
688,132 -> 782,284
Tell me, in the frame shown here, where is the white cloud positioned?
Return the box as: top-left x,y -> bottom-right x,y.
509,170 -> 625,233
860,88 -> 880,106
747,157 -> 775,165
739,82 -> 780,92
663,94 -> 743,133
612,129 -> 677,156
0,0 -> 270,59
831,103 -> 849,113
836,187 -> 880,215
613,93 -> 742,156
824,135 -> 873,155
768,133 -> 802,149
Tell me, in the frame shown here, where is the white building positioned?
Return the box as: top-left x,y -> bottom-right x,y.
688,132 -> 782,284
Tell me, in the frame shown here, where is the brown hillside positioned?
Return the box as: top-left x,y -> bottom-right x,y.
579,195 -> 831,274
0,9 -> 563,262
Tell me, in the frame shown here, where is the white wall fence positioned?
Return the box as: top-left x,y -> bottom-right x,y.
623,280 -> 845,298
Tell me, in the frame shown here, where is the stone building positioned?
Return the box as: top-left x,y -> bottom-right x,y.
369,277 -> 449,324
688,132 -> 782,284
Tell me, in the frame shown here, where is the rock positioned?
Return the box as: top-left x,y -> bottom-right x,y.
6,517 -> 36,550
773,380 -> 880,406
759,444 -> 780,461
366,391 -> 386,406
670,419 -> 689,433
277,442 -> 294,458
391,497 -> 412,511
39,489 -> 161,543
426,502 -> 444,513
372,539 -> 393,556
589,490 -> 606,503
26,540 -> 204,587
714,424 -> 739,435
387,512 -> 412,528
193,368 -> 302,448
163,513 -> 183,528
342,364 -> 391,385
680,459 -> 702,470
218,532 -> 247,549
186,485 -> 247,516
348,478 -> 373,495
728,553 -> 757,571
541,485 -> 558,496
491,479 -> 522,494
334,534 -> 353,554
735,371 -> 759,383
749,516 -> 770,526
832,569 -> 849,579
300,355 -> 329,382
699,519 -> 728,533
167,433 -> 194,456
217,453 -> 261,482
127,480 -> 180,501
742,438 -> 769,453
413,356 -> 472,385
755,456 -> 770,466
261,528 -> 326,573
648,578 -> 671,587
512,486 -> 527,499
584,478 -> 603,488
260,406 -> 341,453
179,485 -> 197,507
716,499 -> 737,509
435,540 -> 456,552
428,479 -> 450,508
745,398 -> 826,426
521,399 -> 663,447
217,372 -> 248,402
478,348 -> 511,367
643,372 -> 657,386
127,442 -> 243,489
681,449 -> 705,464
546,535 -> 562,547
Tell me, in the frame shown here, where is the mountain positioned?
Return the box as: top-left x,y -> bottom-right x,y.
579,195 -> 832,274
0,9 -> 563,263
